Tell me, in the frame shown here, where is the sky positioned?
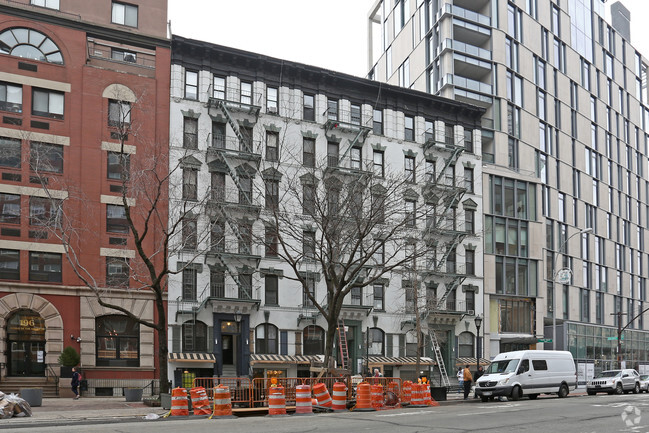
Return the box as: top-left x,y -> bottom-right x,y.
167,0 -> 649,78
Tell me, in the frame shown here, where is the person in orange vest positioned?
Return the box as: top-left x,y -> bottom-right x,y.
462,365 -> 473,400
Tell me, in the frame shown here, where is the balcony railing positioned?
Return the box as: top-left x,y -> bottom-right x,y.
443,3 -> 491,27
87,38 -> 156,69
439,39 -> 492,61
206,135 -> 261,157
426,298 -> 469,313
439,74 -> 492,95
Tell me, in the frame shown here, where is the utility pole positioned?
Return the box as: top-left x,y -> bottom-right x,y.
611,311 -> 628,369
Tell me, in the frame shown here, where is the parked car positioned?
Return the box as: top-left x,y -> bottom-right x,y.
475,350 -> 577,402
586,369 -> 640,395
639,374 -> 649,393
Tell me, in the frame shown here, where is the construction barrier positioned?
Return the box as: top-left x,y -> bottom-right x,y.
422,384 -> 440,407
331,382 -> 347,411
268,386 -> 287,416
313,383 -> 332,408
385,381 -> 401,408
170,387 -> 189,416
190,387 -> 211,415
193,377 -> 251,407
212,385 -> 233,417
354,382 -> 374,411
409,383 -> 427,407
401,381 -> 412,405
252,377 -> 301,407
370,384 -> 384,410
294,384 -> 313,415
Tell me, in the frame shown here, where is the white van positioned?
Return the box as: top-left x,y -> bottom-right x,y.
475,350 -> 577,402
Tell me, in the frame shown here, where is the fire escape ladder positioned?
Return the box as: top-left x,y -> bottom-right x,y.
337,318 -> 350,371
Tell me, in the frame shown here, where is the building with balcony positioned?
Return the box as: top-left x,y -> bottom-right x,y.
0,0 -> 170,395
168,35 -> 484,384
367,0 -> 649,376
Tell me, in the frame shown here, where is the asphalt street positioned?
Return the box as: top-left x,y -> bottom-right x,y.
13,392 -> 649,433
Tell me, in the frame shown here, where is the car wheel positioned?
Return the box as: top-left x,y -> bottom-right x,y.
587,390 -> 596,396
558,384 -> 569,398
510,386 -> 522,401
634,383 -> 640,394
481,396 -> 488,402
615,383 -> 624,395
528,394 -> 538,400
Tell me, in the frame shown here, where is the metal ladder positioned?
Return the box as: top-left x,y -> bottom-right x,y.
337,318 -> 350,370
428,328 -> 450,387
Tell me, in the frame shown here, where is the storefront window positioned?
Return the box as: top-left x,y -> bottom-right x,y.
96,315 -> 139,367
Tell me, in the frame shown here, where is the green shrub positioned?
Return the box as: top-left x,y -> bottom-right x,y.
58,346 -> 80,367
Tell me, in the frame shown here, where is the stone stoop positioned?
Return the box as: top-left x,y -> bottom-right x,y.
0,377 -> 59,398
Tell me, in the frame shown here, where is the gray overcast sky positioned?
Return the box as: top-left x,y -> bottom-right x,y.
167,0 -> 649,78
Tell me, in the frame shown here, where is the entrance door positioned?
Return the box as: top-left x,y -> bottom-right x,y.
9,341 -> 45,376
222,335 -> 234,365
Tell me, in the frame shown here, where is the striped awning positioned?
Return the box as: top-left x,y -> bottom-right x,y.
455,357 -> 490,366
168,352 -> 216,363
367,356 -> 435,366
250,354 -> 324,365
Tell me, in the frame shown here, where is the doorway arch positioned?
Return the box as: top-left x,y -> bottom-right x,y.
6,309 -> 46,376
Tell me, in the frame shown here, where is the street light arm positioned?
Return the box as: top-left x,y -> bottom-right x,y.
619,305 -> 649,335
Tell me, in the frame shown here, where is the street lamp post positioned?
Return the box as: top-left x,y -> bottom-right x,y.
552,227 -> 592,350
474,315 -> 482,374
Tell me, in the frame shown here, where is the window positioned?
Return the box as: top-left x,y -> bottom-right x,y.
368,328 -> 384,355
303,184 -> 315,215
350,104 -> 361,125
508,137 -> 519,170
96,315 -> 139,367
303,94 -> 315,121
466,250 -> 475,275
108,99 -> 131,127
107,152 -> 129,180
351,147 -> 362,170
0,193 -> 20,224
303,231 -> 316,260
106,257 -> 129,287
0,137 -> 20,168
184,70 -> 198,100
239,176 -> 252,204
466,290 -> 476,311
303,277 -> 316,307
327,99 -> 338,121
532,359 -> 548,371
183,117 -> 198,149
31,0 -> 60,9
0,249 -> 19,280
499,299 -> 533,333
29,196 -> 61,226
182,321 -> 207,352
182,267 -> 197,300
0,28 -> 62,64
238,222 -> 252,254
0,82 -> 22,113
464,129 -> 473,153
182,168 -> 198,200
373,109 -> 383,135
240,82 -> 252,105
464,168 -> 474,193
373,150 -> 384,177
30,142 -> 63,174
267,87 -> 278,113
212,122 -> 226,148
445,124 -> 455,145
266,131 -> 278,161
32,88 -> 63,119
303,137 -> 315,167
111,48 -> 136,63
212,76 -> 225,100
303,325 -> 324,355
265,226 -> 278,257
265,179 -> 279,209
265,275 -> 278,306
256,323 -> 278,354
182,217 -> 197,250
405,156 -> 415,182
458,332 -> 474,357
210,269 -> 224,297
404,115 -> 414,141
28,251 -> 61,282
405,199 -> 416,226
465,209 -> 475,234
327,141 -> 338,167
405,284 -> 415,313
373,284 -> 385,310
106,204 -> 128,234
111,1 -> 138,27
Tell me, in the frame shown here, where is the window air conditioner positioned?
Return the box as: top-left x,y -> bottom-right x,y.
268,106 -> 278,114
467,309 -> 475,316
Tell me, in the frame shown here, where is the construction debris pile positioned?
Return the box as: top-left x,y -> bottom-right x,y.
0,392 -> 32,418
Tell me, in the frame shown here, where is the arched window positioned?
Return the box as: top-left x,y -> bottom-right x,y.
303,325 -> 324,355
95,315 -> 139,367
0,28 -> 63,64
368,327 -> 384,355
255,323 -> 278,354
182,321 -> 207,352
458,331 -> 475,358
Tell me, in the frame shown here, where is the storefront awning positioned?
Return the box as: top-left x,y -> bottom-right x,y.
367,356 -> 435,366
250,354 -> 324,365
168,352 -> 216,363
455,357 -> 490,367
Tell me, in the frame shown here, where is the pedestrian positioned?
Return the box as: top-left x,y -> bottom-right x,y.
463,365 -> 473,400
373,368 -> 383,377
457,368 -> 463,393
473,366 -> 484,398
71,367 -> 81,400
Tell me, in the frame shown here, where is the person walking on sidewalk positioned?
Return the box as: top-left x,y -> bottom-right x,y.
462,365 -> 473,400
473,366 -> 484,398
457,368 -> 464,393
71,367 -> 81,400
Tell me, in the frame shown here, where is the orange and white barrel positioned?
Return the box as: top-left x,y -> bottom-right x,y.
190,386 -> 211,415
295,384 -> 313,415
354,382 -> 374,411
313,383 -> 332,408
170,387 -> 189,416
212,385 -> 233,417
401,381 -> 412,405
268,386 -> 286,416
370,384 -> 384,409
410,383 -> 425,407
331,382 -> 347,411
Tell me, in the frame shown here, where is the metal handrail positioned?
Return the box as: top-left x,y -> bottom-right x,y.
46,364 -> 60,396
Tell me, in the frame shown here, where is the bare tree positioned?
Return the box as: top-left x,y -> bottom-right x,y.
30,88 -> 212,394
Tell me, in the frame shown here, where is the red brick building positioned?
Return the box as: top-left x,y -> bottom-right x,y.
0,0 -> 169,395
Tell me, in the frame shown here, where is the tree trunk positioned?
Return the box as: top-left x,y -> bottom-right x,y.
156,294 -> 169,394
324,316 -> 337,372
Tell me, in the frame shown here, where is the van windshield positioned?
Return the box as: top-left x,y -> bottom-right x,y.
485,359 -> 520,375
